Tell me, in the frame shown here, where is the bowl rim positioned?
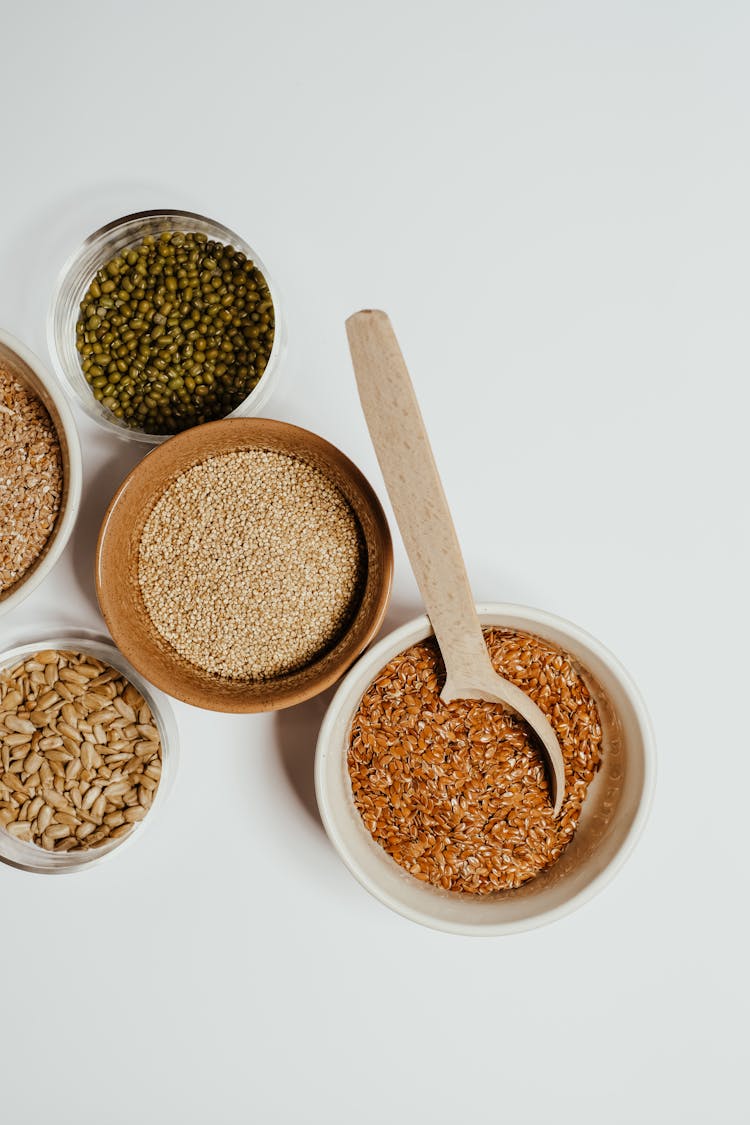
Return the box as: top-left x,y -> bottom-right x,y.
46,207 -> 286,445
0,328 -> 83,618
0,626 -> 178,874
95,416 -> 394,712
314,601 -> 657,936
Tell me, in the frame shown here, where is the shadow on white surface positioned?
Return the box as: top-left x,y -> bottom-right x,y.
71,440 -> 146,615
273,596 -> 422,830
0,179 -> 195,352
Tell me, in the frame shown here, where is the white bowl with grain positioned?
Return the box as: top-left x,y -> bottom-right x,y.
315,603 -> 655,936
0,330 -> 82,617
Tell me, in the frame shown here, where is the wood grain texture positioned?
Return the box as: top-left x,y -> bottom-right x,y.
95,417 -> 393,713
345,310 -> 565,814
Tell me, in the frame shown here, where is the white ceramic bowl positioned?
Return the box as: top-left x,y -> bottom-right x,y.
0,330 -> 82,617
0,630 -> 178,874
315,603 -> 655,936
47,209 -> 286,444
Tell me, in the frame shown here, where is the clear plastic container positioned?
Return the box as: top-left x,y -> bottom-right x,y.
0,630 -> 178,874
47,209 -> 286,444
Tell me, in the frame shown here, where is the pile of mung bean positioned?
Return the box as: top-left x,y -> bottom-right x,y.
76,231 -> 274,434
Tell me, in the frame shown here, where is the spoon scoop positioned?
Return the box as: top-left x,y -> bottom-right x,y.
345,309 -> 565,816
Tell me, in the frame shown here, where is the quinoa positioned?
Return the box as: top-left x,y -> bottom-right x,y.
347,627 -> 603,894
0,367 -> 63,595
138,449 -> 365,679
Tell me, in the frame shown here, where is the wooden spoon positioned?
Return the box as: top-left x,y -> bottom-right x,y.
346,310 -> 566,816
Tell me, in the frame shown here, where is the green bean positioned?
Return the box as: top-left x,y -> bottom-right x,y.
76,230 -> 274,434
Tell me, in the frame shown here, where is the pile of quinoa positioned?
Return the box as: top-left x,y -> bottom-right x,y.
138,449 -> 365,679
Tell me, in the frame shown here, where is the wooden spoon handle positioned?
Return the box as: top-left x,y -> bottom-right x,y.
345,310 -> 494,693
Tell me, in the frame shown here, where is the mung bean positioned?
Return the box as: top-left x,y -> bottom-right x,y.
76,231 -> 275,434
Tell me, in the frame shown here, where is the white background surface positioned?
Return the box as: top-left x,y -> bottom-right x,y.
0,2 -> 747,1122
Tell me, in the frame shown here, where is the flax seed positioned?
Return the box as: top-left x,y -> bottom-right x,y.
348,628 -> 603,894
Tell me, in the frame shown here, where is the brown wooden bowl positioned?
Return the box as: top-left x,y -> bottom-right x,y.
95,418 -> 393,712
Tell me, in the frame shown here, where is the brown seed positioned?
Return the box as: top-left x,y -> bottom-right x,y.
4,715 -> 36,735
135,740 -> 159,758
23,751 -> 43,774
46,823 -> 70,840
82,692 -> 110,711
42,788 -> 69,810
0,690 -> 22,711
82,785 -> 101,811
108,824 -> 132,840
37,805 -> 54,834
124,805 -> 147,823
6,820 -> 32,839
27,796 -> 43,820
136,724 -> 160,741
54,811 -> 79,828
59,668 -> 88,685
65,758 -> 82,783
4,732 -> 32,747
88,708 -> 117,725
60,703 -> 78,727
38,735 -> 63,750
2,772 -> 28,795
113,698 -> 136,723
103,781 -> 130,799
75,665 -> 102,680
44,749 -> 73,763
87,671 -> 117,689
77,810 -> 100,826
80,742 -> 96,769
